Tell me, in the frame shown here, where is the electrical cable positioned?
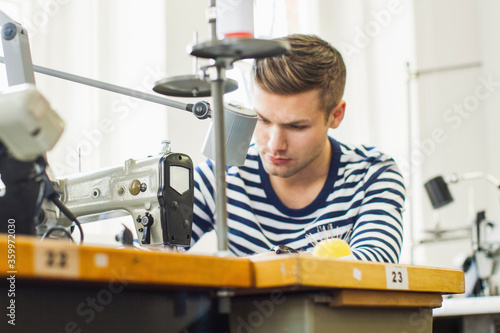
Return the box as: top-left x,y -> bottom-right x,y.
34,156 -> 84,245
51,195 -> 84,244
33,174 -> 47,226
41,226 -> 75,243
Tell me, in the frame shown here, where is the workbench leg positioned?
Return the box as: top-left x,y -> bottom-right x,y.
230,293 -> 434,333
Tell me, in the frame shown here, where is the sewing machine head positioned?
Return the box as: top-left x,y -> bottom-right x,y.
57,141 -> 194,248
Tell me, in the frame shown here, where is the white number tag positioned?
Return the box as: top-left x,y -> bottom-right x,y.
34,243 -> 80,278
385,265 -> 409,290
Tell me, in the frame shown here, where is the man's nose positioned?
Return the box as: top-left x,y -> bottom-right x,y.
268,126 -> 287,152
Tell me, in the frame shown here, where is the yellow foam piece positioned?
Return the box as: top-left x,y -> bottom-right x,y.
312,238 -> 352,258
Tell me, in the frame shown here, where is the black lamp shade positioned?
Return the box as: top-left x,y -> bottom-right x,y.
424,176 -> 454,209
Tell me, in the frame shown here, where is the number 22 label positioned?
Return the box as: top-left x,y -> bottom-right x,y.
34,243 -> 79,278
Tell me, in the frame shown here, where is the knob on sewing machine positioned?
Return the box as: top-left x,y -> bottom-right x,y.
139,212 -> 154,244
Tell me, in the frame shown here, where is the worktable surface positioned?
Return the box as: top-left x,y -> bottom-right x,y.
1,234 -> 464,296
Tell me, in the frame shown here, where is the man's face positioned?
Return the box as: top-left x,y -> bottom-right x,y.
253,87 -> 337,179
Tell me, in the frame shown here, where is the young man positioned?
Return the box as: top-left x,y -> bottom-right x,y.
192,34 -> 405,263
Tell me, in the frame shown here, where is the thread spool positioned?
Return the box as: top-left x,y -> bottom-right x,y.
216,0 -> 254,39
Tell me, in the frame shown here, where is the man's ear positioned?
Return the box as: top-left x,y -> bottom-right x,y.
328,100 -> 346,129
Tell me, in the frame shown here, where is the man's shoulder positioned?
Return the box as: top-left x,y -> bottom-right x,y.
335,140 -> 394,165
334,140 -> 404,189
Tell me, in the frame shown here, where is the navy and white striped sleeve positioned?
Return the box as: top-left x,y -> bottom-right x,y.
349,158 -> 406,263
191,161 -> 216,244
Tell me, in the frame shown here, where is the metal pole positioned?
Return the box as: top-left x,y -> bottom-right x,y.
207,0 -> 230,254
211,63 -> 229,254
406,62 -> 415,265
209,0 -> 217,41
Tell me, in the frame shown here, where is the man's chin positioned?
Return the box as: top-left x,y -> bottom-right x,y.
263,163 -> 297,178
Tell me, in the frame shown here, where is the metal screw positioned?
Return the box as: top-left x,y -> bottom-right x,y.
2,23 -> 17,41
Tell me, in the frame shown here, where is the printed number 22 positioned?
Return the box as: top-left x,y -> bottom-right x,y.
47,250 -> 67,268
34,245 -> 79,278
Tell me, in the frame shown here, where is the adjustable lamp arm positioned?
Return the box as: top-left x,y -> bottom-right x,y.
448,172 -> 500,190
0,10 -> 35,86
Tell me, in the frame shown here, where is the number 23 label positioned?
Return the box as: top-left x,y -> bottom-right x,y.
385,265 -> 409,290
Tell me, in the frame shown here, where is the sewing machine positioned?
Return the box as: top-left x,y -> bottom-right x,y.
57,141 -> 194,248
0,10 -> 196,248
0,82 -> 194,248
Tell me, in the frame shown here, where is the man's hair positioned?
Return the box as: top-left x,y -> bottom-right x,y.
252,34 -> 346,115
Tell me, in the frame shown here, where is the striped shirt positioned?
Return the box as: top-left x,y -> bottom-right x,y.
192,136 -> 405,263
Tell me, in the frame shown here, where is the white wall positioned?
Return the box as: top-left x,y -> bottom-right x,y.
411,0 -> 500,269
479,0 -> 500,218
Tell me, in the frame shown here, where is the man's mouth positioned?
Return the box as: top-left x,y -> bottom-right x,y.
268,155 -> 291,164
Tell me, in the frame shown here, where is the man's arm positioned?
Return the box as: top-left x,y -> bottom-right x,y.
349,160 -> 406,263
190,161 -> 217,245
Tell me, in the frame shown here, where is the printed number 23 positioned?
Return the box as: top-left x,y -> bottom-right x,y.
392,271 -> 403,283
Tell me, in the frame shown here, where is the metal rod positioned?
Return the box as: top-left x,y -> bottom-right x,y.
211,64 -> 229,254
209,0 -> 217,41
409,62 -> 482,79
416,235 -> 470,245
461,172 -> 500,187
0,55 -> 190,112
406,61 -> 415,265
193,31 -> 199,74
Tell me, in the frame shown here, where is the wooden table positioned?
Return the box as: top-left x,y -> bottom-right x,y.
0,235 -> 464,332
